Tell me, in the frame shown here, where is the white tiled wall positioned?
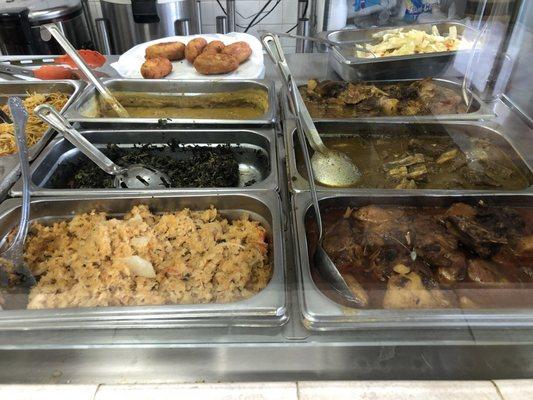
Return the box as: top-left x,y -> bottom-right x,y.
86,0 -> 302,53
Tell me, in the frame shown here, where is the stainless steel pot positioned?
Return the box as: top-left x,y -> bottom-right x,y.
0,0 -> 94,55
98,0 -> 199,54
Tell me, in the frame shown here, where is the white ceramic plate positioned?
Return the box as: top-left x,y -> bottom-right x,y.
111,32 -> 265,80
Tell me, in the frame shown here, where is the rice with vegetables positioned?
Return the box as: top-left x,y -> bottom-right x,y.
25,205 -> 271,309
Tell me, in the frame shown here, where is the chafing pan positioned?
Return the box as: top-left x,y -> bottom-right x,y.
0,192 -> 286,330
64,79 -> 276,125
285,120 -> 533,194
327,21 -> 479,80
293,192 -> 533,330
0,80 -> 84,199
10,127 -> 278,196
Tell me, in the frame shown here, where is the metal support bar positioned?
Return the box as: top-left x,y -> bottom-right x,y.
298,0 -> 308,19
226,0 -> 236,32
296,18 -> 311,53
216,16 -> 228,34
174,18 -> 191,36
80,0 -> 98,49
95,18 -> 113,55
195,0 -> 203,34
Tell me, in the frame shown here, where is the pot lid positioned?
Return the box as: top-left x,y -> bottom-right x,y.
0,0 -> 82,23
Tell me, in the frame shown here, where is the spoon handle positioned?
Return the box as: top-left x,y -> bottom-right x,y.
8,97 -> 36,286
8,98 -> 30,247
41,23 -> 129,118
261,33 -> 328,154
261,33 -> 324,240
34,104 -> 125,176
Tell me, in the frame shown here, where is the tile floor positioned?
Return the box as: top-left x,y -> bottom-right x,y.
0,380 -> 532,400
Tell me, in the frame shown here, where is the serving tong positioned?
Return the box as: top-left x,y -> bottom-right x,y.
262,33 -> 364,306
0,98 -> 36,288
35,105 -> 171,189
0,62 -> 109,81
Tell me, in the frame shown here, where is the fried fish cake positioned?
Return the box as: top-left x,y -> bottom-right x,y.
141,57 -> 173,79
203,40 -> 225,55
185,37 -> 208,63
221,41 -> 252,64
193,53 -> 239,75
145,41 -> 185,61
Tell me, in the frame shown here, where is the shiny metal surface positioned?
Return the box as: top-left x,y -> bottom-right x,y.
32,11 -> 93,55
174,18 -> 190,36
42,23 -> 129,117
0,97 -> 35,287
284,119 -> 533,194
263,33 -> 360,188
0,63 -> 37,79
265,33 -> 357,304
0,80 -> 84,200
296,19 -> 311,53
281,78 -> 494,123
226,0 -> 235,32
100,0 -> 198,54
216,15 -> 227,34
0,192 -> 286,330
11,127 -> 278,196
64,79 -> 276,125
0,0 -> 93,55
327,22 -> 479,80
35,104 -> 170,189
0,53 -> 531,382
95,18 -> 113,55
293,192 -> 533,331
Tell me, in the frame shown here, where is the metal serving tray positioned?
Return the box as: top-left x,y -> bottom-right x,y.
285,120 -> 533,194
0,192 -> 286,330
327,22 -> 479,80
64,79 -> 277,125
10,127 -> 278,196
0,80 -> 84,199
293,192 -> 533,331
281,78 -> 494,123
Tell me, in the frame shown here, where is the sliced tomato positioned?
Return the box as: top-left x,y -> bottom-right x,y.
34,65 -> 76,80
55,50 -> 106,68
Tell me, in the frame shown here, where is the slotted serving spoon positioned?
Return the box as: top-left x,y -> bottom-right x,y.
34,104 -> 170,189
40,23 -> 129,118
261,33 -> 364,306
262,33 -> 361,187
0,97 -> 36,287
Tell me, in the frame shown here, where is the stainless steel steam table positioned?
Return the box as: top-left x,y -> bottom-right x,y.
0,53 -> 532,383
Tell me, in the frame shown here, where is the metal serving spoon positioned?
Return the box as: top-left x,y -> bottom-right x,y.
35,104 -> 170,189
262,33 -> 360,188
0,97 -> 36,287
261,34 -> 363,305
40,23 -> 129,118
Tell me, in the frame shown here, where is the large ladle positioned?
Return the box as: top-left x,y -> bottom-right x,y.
0,97 -> 36,288
261,33 -> 361,188
261,34 -> 366,306
35,104 -> 170,189
40,23 -> 129,118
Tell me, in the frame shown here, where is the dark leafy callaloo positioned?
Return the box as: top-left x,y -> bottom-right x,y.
51,141 -> 251,188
